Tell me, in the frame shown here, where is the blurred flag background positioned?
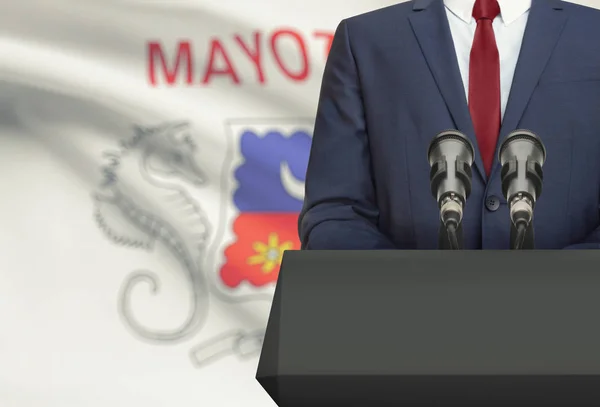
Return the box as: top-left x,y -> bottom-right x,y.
0,0 -> 599,406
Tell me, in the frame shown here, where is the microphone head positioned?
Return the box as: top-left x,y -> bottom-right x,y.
428,130 -> 475,167
498,129 -> 546,167
498,129 -> 546,206
427,130 -> 475,205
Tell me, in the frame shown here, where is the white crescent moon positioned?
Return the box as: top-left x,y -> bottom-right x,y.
279,161 -> 305,201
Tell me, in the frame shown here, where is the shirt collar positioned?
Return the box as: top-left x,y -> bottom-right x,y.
444,0 -> 532,26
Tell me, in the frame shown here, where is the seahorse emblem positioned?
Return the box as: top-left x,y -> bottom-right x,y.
92,122 -> 211,343
92,120 -> 312,367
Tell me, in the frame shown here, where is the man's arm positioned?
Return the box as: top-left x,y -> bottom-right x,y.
298,19 -> 395,250
563,221 -> 600,249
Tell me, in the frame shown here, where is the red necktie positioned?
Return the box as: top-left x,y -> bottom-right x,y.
469,0 -> 501,176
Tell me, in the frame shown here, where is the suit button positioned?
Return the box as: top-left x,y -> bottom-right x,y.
485,195 -> 500,212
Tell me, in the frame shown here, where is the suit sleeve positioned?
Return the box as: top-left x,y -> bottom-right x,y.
562,223 -> 600,249
298,19 -> 395,250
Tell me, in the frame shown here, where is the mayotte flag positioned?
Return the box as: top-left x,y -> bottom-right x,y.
219,122 -> 312,288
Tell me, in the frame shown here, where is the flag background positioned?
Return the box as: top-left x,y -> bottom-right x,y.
1,1 -> 599,406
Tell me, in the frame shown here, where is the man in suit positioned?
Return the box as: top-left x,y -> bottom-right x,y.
298,0 -> 600,249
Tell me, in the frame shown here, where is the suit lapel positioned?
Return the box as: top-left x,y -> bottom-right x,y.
409,0 -> 486,180
489,0 -> 568,179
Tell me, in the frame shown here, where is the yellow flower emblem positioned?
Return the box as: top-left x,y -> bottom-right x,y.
247,233 -> 294,273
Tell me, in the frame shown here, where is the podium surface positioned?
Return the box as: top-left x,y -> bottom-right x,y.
257,250 -> 600,406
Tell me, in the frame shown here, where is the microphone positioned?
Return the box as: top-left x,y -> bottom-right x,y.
498,129 -> 546,250
428,130 -> 475,250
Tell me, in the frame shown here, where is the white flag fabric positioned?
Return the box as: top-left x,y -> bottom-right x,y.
0,0 -> 598,406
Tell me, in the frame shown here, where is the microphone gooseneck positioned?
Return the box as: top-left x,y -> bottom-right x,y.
446,222 -> 460,250
428,130 -> 475,250
513,222 -> 527,250
498,129 -> 546,250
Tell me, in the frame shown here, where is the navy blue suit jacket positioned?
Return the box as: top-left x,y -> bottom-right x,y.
299,0 -> 600,250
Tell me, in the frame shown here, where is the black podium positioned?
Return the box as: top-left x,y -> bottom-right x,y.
256,250 -> 600,406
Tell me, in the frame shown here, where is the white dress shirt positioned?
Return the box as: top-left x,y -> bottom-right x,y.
444,0 -> 531,120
